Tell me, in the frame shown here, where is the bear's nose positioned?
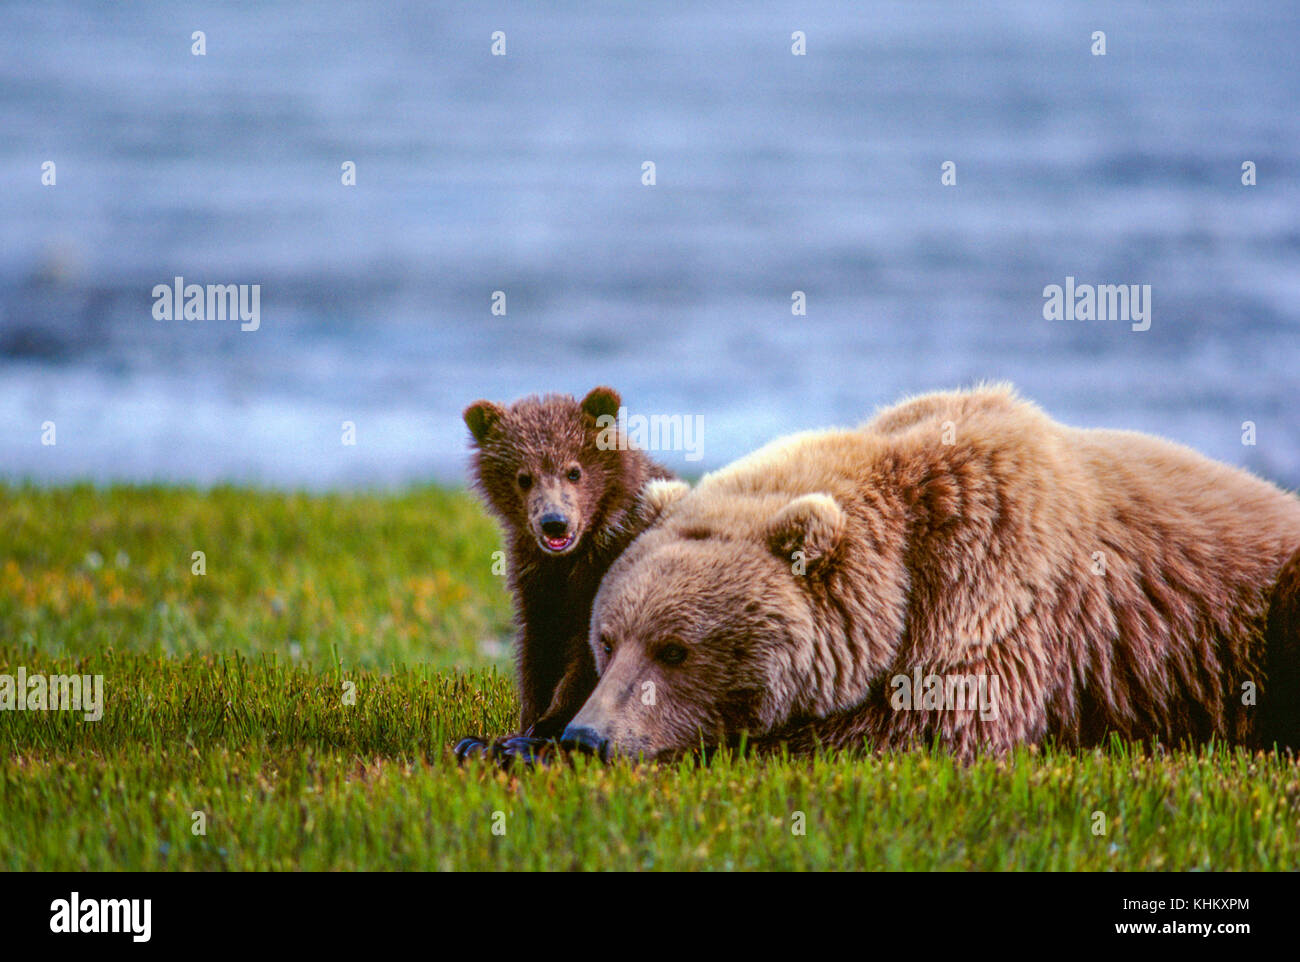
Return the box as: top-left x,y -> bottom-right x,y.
560,725 -> 609,760
540,513 -> 569,536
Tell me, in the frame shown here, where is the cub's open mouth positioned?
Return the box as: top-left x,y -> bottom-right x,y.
540,533 -> 575,553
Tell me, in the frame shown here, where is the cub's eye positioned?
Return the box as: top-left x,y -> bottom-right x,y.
658,643 -> 687,666
517,472 -> 533,490
566,466 -> 582,482
600,636 -> 613,656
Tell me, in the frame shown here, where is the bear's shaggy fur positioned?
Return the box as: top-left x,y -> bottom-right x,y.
1263,546 -> 1300,747
459,386 -> 677,751
564,385 -> 1300,760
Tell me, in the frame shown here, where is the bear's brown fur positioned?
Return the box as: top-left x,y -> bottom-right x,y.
563,385 -> 1300,761
1262,546 -> 1300,748
457,386 -> 678,757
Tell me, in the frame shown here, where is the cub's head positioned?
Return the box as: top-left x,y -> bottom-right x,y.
464,386 -> 630,557
563,491 -> 850,759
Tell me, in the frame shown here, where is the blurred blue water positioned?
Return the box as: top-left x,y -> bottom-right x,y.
1,1 -> 1298,487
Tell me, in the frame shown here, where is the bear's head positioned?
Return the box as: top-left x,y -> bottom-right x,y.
464,386 -> 633,557
563,489 -> 863,759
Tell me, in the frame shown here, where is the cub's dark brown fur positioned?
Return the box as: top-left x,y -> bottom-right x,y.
459,386 -> 675,752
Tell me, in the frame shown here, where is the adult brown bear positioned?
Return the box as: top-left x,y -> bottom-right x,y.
562,385 -> 1300,761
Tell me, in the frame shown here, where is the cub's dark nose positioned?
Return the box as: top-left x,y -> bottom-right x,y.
540,513 -> 569,536
560,725 -> 609,760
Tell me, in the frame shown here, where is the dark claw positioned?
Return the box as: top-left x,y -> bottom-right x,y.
453,736 -> 493,762
496,736 -> 555,768
454,734 -> 557,768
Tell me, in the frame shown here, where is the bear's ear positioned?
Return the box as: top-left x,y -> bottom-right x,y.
580,386 -> 622,423
767,493 -> 846,573
463,400 -> 505,444
637,478 -> 690,525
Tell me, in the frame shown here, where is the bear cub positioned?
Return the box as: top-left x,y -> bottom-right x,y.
454,386 -> 678,762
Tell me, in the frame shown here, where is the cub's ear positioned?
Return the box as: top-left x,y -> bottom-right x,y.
580,386 -> 622,423
637,478 -> 690,525
767,493 -> 845,573
463,400 -> 505,444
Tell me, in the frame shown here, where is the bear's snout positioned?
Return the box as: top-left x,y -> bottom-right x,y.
535,510 -> 577,553
540,513 -> 568,537
559,725 -> 610,760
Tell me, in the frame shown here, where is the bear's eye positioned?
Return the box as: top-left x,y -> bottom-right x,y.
658,643 -> 687,666
600,635 -> 613,656
566,466 -> 582,482
517,472 -> 533,490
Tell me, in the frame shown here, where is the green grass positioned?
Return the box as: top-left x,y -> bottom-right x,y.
2,483 -> 1299,870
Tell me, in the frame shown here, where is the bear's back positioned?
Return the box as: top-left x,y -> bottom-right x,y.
678,385 -> 1300,579
690,384 -> 1069,513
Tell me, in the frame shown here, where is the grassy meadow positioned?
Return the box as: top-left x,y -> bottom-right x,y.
2,484 -> 1298,870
